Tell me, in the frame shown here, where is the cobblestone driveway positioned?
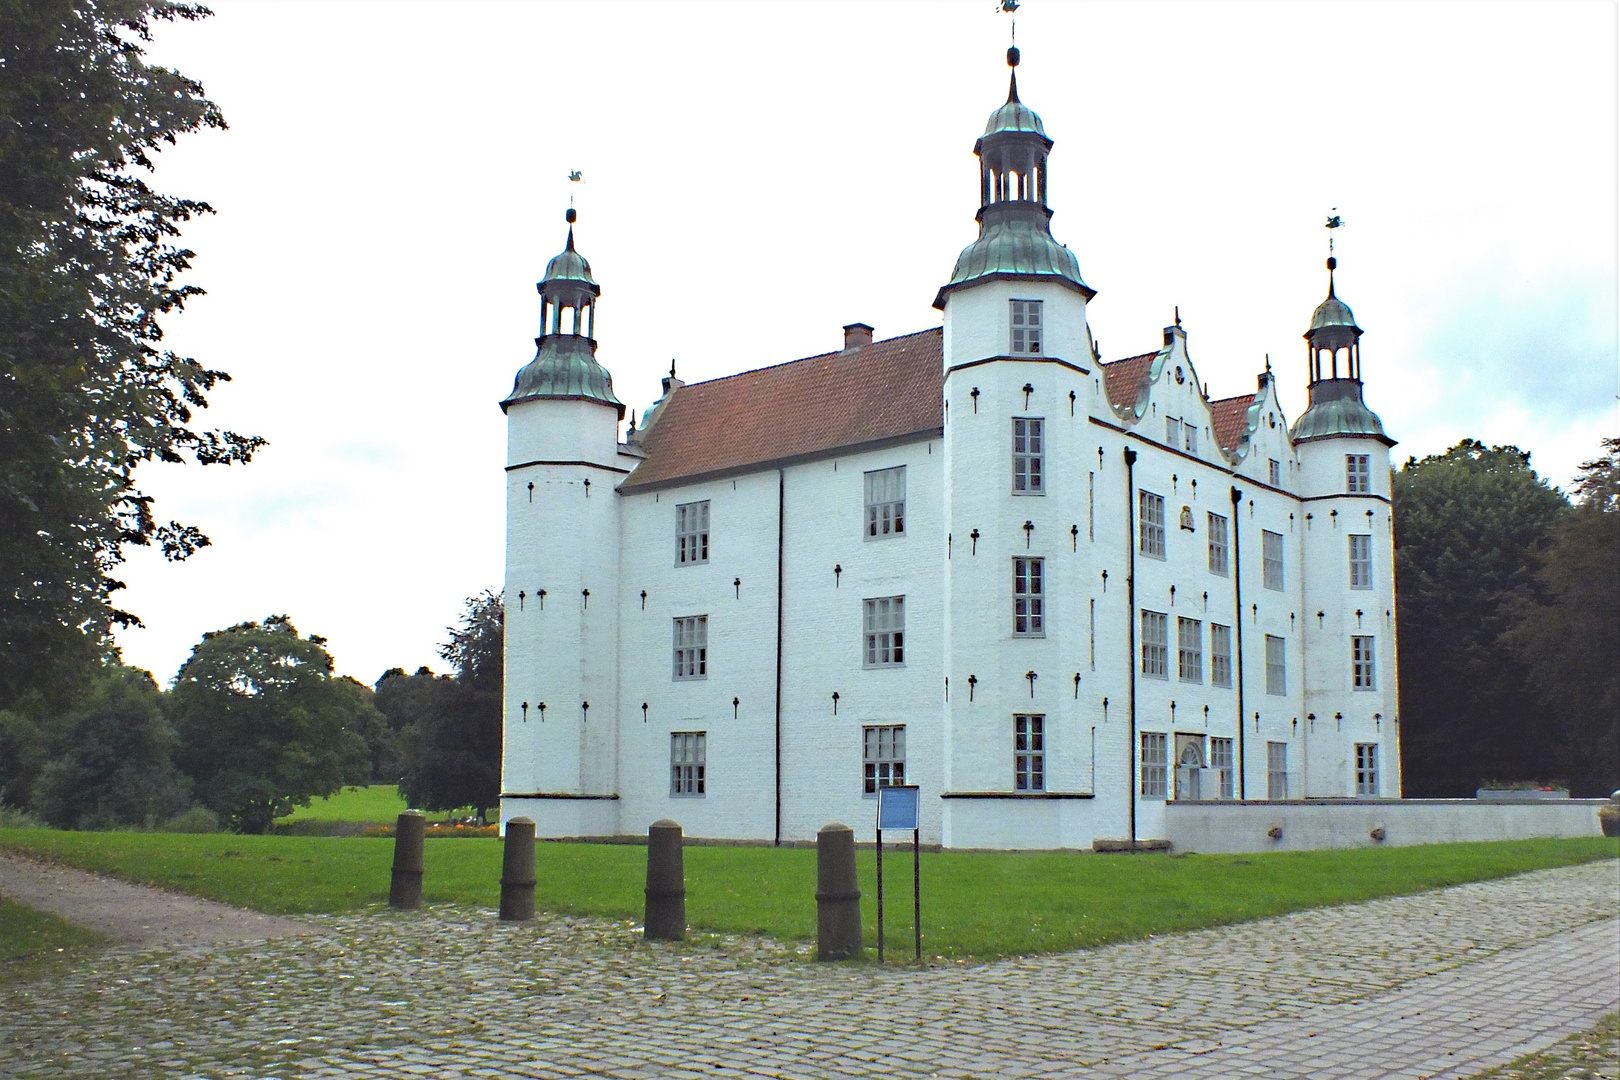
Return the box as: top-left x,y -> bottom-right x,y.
4,861 -> 1616,1079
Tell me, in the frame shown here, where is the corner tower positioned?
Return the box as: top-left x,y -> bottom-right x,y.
1290,258 -> 1401,798
938,47 -> 1103,847
501,210 -> 625,838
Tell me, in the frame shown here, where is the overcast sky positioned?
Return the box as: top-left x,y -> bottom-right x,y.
116,0 -> 1618,687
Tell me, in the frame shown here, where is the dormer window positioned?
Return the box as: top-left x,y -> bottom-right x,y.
1010,300 -> 1043,355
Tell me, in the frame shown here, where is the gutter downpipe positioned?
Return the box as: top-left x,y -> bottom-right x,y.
1231,485 -> 1247,801
774,467 -> 785,845
1124,448 -> 1138,845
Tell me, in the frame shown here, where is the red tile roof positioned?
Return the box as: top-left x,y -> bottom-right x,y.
621,329 -> 944,491
1100,351 -> 1159,413
1209,394 -> 1256,453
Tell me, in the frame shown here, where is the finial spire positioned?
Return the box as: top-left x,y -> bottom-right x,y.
1174,305 -> 1181,328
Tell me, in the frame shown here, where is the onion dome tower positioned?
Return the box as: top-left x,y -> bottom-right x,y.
503,209 -> 624,416
1290,258 -> 1388,445
934,46 -> 1092,310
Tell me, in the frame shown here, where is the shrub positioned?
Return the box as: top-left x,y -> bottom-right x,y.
0,805 -> 45,829
157,806 -> 221,833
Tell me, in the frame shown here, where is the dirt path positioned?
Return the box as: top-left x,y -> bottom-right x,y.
0,851 -> 311,947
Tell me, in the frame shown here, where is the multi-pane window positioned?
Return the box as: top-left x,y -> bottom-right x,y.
1178,617 -> 1203,683
1268,458 -> 1282,486
1013,558 -> 1045,636
673,616 -> 708,680
1208,512 -> 1229,576
1141,610 -> 1169,678
1210,623 -> 1233,687
670,732 -> 706,796
1355,743 -> 1380,796
1140,491 -> 1166,558
1010,299 -> 1043,354
1352,635 -> 1377,689
863,596 -> 905,667
1164,418 -> 1198,454
1265,634 -> 1286,695
1140,732 -> 1168,798
1013,418 -> 1044,493
1346,454 -> 1371,493
1262,529 -> 1284,590
1267,742 -> 1288,800
865,466 -> 906,539
1184,423 -> 1198,454
863,725 -> 905,794
676,501 -> 710,565
1349,534 -> 1372,589
1210,737 -> 1234,799
1015,714 -> 1045,791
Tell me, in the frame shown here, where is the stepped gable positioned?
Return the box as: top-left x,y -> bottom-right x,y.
621,329 -> 944,491
1210,394 -> 1257,453
1100,350 -> 1158,412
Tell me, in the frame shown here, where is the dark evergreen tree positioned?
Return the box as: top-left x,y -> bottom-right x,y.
0,1 -> 263,713
1393,440 -> 1569,795
393,592 -> 502,821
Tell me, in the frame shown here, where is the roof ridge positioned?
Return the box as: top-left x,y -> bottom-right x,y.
675,327 -> 944,391
1101,349 -> 1161,367
1207,392 -> 1256,405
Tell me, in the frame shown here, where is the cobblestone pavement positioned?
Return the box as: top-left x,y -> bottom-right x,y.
2,861 -> 1616,1079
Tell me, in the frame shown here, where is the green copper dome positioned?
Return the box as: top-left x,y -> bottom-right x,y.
543,231 -> 596,290
1310,292 -> 1357,333
984,94 -> 1046,139
503,335 -> 623,416
1290,379 -> 1390,444
934,205 -> 1092,308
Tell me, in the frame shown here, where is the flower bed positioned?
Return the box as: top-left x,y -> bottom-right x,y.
360,823 -> 498,839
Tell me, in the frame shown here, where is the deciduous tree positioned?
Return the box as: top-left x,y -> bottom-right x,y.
167,616 -> 372,832
0,0 -> 263,713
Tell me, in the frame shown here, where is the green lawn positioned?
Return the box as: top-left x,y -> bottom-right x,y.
0,831 -> 1611,960
278,784 -> 407,823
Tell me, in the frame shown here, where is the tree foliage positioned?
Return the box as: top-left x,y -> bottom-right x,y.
1393,440 -> 1570,795
0,0 -> 263,713
1501,437 -> 1620,796
388,592 -> 502,819
167,616 -> 373,832
31,664 -> 190,829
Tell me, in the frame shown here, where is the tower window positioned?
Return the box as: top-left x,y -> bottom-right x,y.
1262,530 -> 1285,590
673,616 -> 708,680
1015,714 -> 1045,791
676,501 -> 710,565
1208,512 -> 1229,576
863,596 -> 905,667
1178,617 -> 1203,683
1352,635 -> 1377,689
863,725 -> 905,794
1013,557 -> 1044,636
670,732 -> 706,796
1355,743 -> 1380,796
864,466 -> 906,539
1010,300 -> 1043,355
1013,418 -> 1044,493
1347,454 -> 1371,493
1349,534 -> 1373,589
1139,491 -> 1166,559
1141,610 -> 1169,678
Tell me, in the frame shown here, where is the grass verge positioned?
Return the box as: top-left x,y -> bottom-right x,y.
277,784 -> 407,823
0,898 -> 107,980
1467,1012 -> 1619,1079
0,831 -> 1612,960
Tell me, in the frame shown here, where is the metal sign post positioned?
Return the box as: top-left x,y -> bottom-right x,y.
876,784 -> 921,963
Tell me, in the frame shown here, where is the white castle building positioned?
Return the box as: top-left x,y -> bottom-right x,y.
499,49 -> 1400,849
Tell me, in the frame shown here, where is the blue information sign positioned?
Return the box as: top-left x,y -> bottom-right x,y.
877,784 -> 920,831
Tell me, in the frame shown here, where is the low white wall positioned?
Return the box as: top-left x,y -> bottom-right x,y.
1163,799 -> 1609,854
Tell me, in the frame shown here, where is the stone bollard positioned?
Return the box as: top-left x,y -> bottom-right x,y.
816,823 -> 862,961
500,817 -> 537,921
389,810 -> 425,909
644,819 -> 686,941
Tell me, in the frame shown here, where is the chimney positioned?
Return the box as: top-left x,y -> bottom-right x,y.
842,323 -> 874,351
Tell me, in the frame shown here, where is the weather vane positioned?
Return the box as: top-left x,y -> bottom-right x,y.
1325,207 -> 1344,254
999,0 -> 1018,45
567,169 -> 583,209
